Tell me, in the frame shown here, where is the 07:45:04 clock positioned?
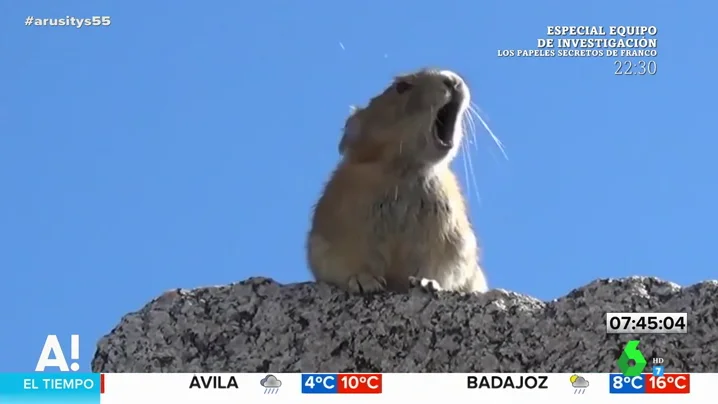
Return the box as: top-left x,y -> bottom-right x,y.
614,60 -> 657,75
605,312 -> 687,334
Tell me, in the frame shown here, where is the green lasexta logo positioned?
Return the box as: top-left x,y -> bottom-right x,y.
617,340 -> 647,376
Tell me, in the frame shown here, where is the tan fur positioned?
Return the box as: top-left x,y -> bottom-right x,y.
307,69 -> 488,293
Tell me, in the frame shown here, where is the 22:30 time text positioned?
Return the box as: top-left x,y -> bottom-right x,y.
615,60 -> 657,75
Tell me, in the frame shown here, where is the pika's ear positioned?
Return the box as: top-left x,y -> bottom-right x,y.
339,105 -> 361,155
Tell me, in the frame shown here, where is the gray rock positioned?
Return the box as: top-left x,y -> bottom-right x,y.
91,276 -> 717,373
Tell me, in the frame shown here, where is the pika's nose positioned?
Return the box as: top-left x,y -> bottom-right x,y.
439,70 -> 463,90
443,76 -> 457,89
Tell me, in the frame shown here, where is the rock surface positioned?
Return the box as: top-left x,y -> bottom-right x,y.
92,277 -> 717,373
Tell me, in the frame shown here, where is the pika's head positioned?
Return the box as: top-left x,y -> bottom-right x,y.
339,69 -> 470,169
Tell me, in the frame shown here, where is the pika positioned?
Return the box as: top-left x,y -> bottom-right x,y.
306,69 -> 488,294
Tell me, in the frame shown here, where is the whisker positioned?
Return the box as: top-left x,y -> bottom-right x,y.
464,108 -> 480,154
460,141 -> 471,198
470,102 -> 489,123
461,116 -> 482,205
463,136 -> 482,205
466,107 -> 500,166
469,103 -> 508,161
460,121 -> 471,198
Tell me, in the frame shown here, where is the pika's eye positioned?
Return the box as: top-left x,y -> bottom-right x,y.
395,81 -> 412,94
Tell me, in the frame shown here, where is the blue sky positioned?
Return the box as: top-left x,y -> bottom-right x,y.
1,1 -> 716,372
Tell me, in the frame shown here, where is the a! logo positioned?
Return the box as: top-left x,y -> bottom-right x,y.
616,340 -> 647,377
36,334 -> 80,372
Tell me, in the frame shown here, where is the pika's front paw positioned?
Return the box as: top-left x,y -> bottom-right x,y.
347,273 -> 387,294
408,276 -> 443,294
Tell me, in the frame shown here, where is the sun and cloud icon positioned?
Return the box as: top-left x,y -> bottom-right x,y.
570,374 -> 589,394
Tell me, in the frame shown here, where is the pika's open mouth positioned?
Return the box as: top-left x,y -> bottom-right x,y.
433,99 -> 461,149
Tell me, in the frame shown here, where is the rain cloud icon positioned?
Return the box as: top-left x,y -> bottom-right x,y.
572,376 -> 589,388
261,374 -> 282,394
570,374 -> 589,394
